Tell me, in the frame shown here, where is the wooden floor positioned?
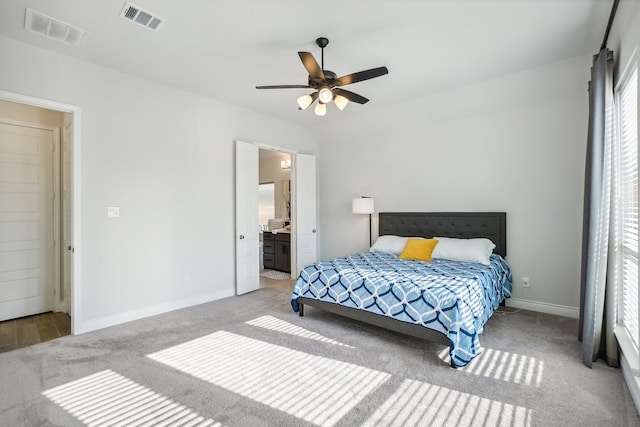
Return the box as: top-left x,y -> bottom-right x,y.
0,312 -> 71,353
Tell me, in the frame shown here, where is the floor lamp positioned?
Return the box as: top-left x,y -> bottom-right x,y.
352,196 -> 374,247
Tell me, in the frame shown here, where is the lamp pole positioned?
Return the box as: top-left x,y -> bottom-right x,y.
352,196 -> 374,248
368,211 -> 372,247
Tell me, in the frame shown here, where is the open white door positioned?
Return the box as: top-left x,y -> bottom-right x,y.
293,153 -> 317,275
0,121 -> 56,321
235,140 -> 260,295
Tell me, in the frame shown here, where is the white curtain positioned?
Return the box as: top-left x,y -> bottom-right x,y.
579,48 -> 619,368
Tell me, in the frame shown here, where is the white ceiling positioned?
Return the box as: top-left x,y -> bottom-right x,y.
0,0 -> 612,126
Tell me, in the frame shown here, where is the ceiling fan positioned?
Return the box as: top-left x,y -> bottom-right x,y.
256,37 -> 389,116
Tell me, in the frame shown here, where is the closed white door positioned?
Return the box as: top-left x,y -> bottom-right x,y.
0,121 -> 55,321
235,140 -> 260,295
293,153 -> 317,275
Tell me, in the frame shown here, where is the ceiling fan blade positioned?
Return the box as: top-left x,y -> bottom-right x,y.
298,52 -> 325,81
335,66 -> 389,86
256,85 -> 313,89
333,88 -> 369,104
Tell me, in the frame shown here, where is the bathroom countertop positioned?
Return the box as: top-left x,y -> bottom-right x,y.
269,228 -> 290,234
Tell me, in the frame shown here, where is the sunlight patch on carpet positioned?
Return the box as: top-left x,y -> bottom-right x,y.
147,331 -> 390,427
362,378 -> 532,427
42,369 -> 222,427
245,315 -> 354,348
438,347 -> 544,386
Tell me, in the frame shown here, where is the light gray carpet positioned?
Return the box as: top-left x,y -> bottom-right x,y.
1,281 -> 638,426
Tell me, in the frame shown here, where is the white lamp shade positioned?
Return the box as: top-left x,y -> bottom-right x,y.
314,102 -> 327,116
352,197 -> 374,214
297,94 -> 313,110
318,87 -> 333,104
334,94 -> 349,111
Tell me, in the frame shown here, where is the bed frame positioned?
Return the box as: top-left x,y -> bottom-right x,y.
296,212 -> 507,348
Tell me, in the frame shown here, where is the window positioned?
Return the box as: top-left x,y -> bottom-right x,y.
617,61 -> 638,351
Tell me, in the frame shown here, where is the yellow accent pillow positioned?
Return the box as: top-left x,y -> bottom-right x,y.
399,238 -> 439,262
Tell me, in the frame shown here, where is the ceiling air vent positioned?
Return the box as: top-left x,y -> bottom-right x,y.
24,8 -> 89,47
120,3 -> 164,31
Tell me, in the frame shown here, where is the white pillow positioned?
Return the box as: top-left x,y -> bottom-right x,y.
370,235 -> 409,256
431,237 -> 496,265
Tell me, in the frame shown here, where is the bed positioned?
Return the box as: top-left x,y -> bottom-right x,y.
290,212 -> 512,368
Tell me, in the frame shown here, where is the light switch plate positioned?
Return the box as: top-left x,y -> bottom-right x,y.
107,206 -> 120,218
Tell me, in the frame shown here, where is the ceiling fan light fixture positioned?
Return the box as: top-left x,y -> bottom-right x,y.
318,87 -> 333,104
256,37 -> 389,116
334,95 -> 349,111
297,94 -> 313,110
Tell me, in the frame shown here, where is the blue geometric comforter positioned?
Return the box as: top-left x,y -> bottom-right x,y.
291,251 -> 512,367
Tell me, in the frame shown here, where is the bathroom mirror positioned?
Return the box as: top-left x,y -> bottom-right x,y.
259,182 -> 275,230
280,180 -> 290,220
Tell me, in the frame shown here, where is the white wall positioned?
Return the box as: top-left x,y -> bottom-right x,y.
608,0 -> 640,75
315,53 -> 592,313
0,35 -> 317,332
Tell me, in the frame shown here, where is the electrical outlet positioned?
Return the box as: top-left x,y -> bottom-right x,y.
184,276 -> 190,287
522,277 -> 530,288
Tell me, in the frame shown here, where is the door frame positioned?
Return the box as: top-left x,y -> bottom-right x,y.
256,143 -> 300,274
0,90 -> 82,335
236,141 -> 302,295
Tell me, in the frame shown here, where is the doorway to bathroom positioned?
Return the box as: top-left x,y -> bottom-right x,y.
258,150 -> 292,287
235,140 -> 316,295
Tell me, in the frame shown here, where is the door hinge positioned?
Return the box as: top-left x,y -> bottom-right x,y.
53,239 -> 56,248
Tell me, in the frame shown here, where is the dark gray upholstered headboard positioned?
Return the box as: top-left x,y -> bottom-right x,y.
378,212 -> 507,258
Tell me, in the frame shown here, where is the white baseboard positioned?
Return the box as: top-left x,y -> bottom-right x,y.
505,297 -> 579,319
74,289 -> 235,335
621,352 -> 640,416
